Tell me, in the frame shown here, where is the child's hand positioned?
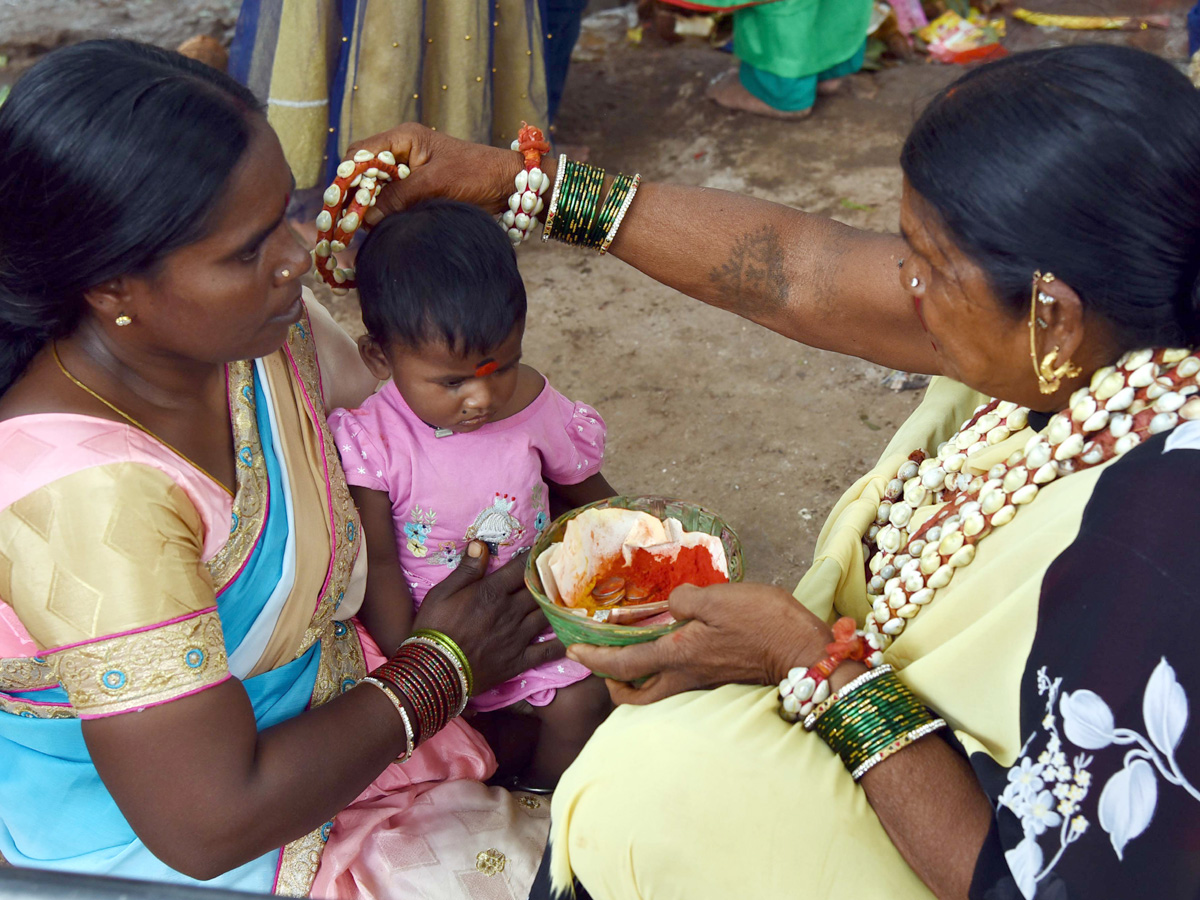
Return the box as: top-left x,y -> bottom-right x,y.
413,541 -> 564,695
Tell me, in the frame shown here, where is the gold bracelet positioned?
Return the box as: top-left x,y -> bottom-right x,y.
360,676 -> 415,762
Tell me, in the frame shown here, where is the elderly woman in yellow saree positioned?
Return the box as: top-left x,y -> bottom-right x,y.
358,43 -> 1200,899
0,40 -> 565,898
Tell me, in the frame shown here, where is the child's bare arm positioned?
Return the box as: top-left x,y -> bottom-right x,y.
350,485 -> 414,656
547,473 -> 616,519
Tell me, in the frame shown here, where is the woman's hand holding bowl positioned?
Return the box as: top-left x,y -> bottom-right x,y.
412,541 -> 564,695
567,582 -> 836,705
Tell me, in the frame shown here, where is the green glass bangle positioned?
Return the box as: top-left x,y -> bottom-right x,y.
588,173 -> 635,247
813,671 -> 936,775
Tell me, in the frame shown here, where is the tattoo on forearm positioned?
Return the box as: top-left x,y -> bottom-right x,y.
708,225 -> 790,317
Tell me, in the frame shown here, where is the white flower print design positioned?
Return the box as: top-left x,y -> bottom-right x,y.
1001,659 -> 1200,898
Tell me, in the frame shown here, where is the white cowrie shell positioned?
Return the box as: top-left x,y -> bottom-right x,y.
323,184 -> 342,206
314,210 -> 333,232
919,553 -> 940,576
1177,357 -> 1200,378
878,526 -> 903,554
885,478 -> 904,501
1070,396 -> 1097,423
949,544 -> 976,568
925,526 -> 942,543
907,539 -> 927,556
903,573 -> 924,593
981,490 -> 1005,515
1012,483 -> 1039,505
956,472 -> 972,491
904,482 -> 929,508
330,240 -> 346,252
991,504 -> 1017,526
960,500 -> 982,516
996,400 -> 1018,417
882,618 -> 906,636
1114,433 -> 1141,454
1006,408 -> 1029,431
944,452 -> 966,473
514,213 -> 531,231
898,603 -> 920,619
875,501 -> 892,526
1047,416 -> 1073,444
1129,361 -> 1158,388
963,512 -> 986,537
868,575 -> 885,595
336,160 -> 356,179
1025,441 -> 1052,470
353,149 -> 375,162
911,588 -> 934,605
509,193 -> 522,213
533,197 -> 545,215
966,441 -> 989,458
332,268 -> 347,284
928,565 -> 955,589
355,188 -> 372,206
889,502 -> 913,528
898,461 -> 920,481
867,650 -> 885,667
528,168 -> 544,191
1108,412 -> 1132,437
1082,410 -> 1110,432
976,413 -> 1001,432
1163,348 -> 1190,364
1179,398 -> 1200,421
1090,365 -> 1116,392
1149,412 -> 1179,435
364,167 -> 379,178
515,170 -> 529,193
988,463 -> 1007,481
376,150 -> 397,165
1146,382 -> 1170,401
1154,391 -> 1185,413
1081,445 -> 1103,466
521,192 -> 537,214
1123,348 -> 1154,370
507,227 -> 524,243
1093,371 -> 1125,401
918,457 -> 939,473
1105,386 -> 1135,411
340,211 -> 360,233
1130,399 -> 1148,415
1033,462 -> 1059,484
897,555 -> 917,575
792,677 -> 816,702
397,163 -> 411,179
943,473 -> 957,492
942,514 -> 962,533
812,680 -> 831,705
349,174 -> 362,187
865,633 -> 884,650
873,597 -> 890,620
986,425 -> 1011,445
955,428 -> 980,451
1002,466 -> 1028,493
1054,433 -> 1084,460
921,466 -> 946,490
314,240 -> 331,258
502,210 -> 517,227
939,531 -> 965,556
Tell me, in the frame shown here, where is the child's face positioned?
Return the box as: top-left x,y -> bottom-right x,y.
360,323 -> 524,432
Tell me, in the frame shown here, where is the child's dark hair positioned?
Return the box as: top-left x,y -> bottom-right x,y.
355,200 -> 527,355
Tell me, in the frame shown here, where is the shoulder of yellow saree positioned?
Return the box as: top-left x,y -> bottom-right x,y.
0,461 -> 229,718
795,377 -> 986,623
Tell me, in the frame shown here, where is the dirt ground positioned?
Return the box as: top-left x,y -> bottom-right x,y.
5,0 -> 1194,587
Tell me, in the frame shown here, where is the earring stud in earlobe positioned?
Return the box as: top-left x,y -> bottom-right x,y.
279,268 -> 292,278
115,314 -> 132,327
909,277 -> 919,289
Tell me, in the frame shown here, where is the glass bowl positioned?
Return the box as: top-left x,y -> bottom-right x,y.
524,495 -> 744,648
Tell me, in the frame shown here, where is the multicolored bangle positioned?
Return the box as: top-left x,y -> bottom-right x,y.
403,634 -> 470,716
313,149 -> 410,293
778,616 -> 886,723
410,628 -> 475,697
371,639 -> 466,745
809,668 -> 946,781
501,122 -> 551,245
359,676 -> 415,763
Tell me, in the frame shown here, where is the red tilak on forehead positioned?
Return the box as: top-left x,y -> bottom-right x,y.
474,359 -> 498,378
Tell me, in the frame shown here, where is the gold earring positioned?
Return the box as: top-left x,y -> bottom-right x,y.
115,314 -> 132,327
1028,271 -> 1080,394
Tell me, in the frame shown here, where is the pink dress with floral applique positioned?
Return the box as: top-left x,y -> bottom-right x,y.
329,377 -> 603,710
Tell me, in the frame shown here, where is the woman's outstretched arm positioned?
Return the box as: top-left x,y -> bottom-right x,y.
353,126 -> 937,374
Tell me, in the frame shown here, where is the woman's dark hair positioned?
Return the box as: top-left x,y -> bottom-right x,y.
0,39 -> 264,392
902,44 -> 1200,349
355,200 -> 527,354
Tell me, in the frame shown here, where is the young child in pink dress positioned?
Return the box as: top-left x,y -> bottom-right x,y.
329,200 -> 614,788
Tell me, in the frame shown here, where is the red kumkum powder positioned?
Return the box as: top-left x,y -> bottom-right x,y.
593,545 -> 727,606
